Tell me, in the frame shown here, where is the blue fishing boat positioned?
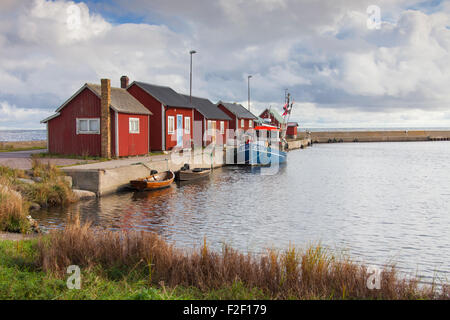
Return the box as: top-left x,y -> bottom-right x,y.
237,142 -> 287,166
236,125 -> 287,166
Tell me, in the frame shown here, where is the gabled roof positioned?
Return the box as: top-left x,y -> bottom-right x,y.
260,108 -> 285,124
287,122 -> 299,127
131,81 -> 192,108
41,83 -> 151,123
86,84 -> 152,115
180,95 -> 231,120
217,101 -> 257,119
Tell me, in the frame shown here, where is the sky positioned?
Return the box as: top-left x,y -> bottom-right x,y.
1,0 -> 450,130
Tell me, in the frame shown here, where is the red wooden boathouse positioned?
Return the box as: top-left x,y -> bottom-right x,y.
126,80 -> 195,151
181,94 -> 231,147
41,79 -> 152,158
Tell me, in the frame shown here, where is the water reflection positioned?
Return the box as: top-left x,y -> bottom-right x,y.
33,142 -> 450,281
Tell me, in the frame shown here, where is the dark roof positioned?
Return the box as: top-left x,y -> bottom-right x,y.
87,84 -> 152,115
180,95 -> 231,120
132,81 -> 192,108
217,101 -> 257,119
41,83 -> 151,123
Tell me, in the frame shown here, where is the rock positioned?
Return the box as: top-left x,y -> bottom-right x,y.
29,203 -> 41,211
16,178 -> 35,185
72,189 -> 96,200
32,176 -> 43,183
26,215 -> 40,233
59,176 -> 73,188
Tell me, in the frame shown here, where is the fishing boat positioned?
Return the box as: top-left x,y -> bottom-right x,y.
176,168 -> 211,181
236,125 -> 287,166
129,171 -> 174,191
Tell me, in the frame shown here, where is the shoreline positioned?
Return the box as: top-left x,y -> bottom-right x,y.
297,130 -> 450,143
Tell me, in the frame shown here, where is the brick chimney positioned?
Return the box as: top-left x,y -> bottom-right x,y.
101,79 -> 111,158
120,75 -> 129,89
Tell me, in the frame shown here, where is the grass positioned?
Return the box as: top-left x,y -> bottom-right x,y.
0,161 -> 75,233
29,218 -> 450,300
0,239 -> 265,300
0,141 -> 46,152
32,152 -> 108,161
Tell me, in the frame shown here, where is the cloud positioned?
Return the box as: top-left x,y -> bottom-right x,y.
0,0 -> 450,129
0,101 -> 52,129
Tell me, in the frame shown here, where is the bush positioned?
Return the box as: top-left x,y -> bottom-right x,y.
21,179 -> 75,207
0,183 -> 30,233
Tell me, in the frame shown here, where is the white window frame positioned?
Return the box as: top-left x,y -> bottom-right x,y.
129,117 -> 140,134
185,116 -> 191,134
76,118 -> 100,134
241,119 -> 245,128
220,121 -> 224,134
249,120 -> 253,128
168,116 -> 175,134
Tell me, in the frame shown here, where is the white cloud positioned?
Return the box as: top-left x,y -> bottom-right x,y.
1,0 -> 450,129
0,101 -> 52,129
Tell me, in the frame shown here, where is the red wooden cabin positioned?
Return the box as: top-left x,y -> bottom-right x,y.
217,101 -> 257,135
41,79 -> 152,158
258,108 -> 285,128
286,122 -> 299,138
181,95 -> 231,147
127,81 -> 194,151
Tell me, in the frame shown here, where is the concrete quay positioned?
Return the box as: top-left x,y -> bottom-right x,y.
62,147 -> 227,196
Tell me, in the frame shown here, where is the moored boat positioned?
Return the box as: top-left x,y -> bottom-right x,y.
129,171 -> 174,191
237,142 -> 287,166
176,168 -> 211,181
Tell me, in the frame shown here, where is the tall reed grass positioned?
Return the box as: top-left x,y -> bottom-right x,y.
0,181 -> 30,233
36,218 -> 450,300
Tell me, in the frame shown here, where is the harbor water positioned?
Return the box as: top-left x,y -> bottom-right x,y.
33,141 -> 450,283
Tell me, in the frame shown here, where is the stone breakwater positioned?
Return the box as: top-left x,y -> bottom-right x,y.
298,130 -> 450,143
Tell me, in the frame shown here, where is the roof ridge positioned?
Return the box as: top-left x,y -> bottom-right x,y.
134,81 -> 172,90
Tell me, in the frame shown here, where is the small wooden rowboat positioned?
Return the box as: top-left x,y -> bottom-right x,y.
176,168 -> 211,181
130,171 -> 175,191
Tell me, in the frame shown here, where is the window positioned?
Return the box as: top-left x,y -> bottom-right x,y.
241,119 -> 245,128
220,121 -> 224,134
76,118 -> 100,134
168,116 -> 175,134
129,118 -> 140,134
185,117 -> 191,134
249,120 -> 253,128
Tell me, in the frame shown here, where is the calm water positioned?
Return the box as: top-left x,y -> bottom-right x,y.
33,142 -> 450,282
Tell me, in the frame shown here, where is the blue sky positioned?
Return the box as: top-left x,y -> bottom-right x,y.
1,0 -> 450,130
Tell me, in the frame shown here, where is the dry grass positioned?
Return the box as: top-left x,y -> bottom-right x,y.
14,160 -> 76,207
0,141 -> 46,152
35,218 -> 450,300
0,181 -> 30,233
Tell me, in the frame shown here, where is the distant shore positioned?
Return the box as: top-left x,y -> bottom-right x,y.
2,129 -> 450,147
0,140 -> 46,152
298,130 -> 450,143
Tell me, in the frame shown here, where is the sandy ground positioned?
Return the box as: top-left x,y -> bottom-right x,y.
0,149 -> 95,170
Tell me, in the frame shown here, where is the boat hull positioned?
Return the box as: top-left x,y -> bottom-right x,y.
176,169 -> 211,181
130,171 -> 175,191
237,143 -> 287,166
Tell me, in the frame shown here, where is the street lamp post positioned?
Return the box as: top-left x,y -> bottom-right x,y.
189,50 -> 197,104
247,75 -> 252,111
